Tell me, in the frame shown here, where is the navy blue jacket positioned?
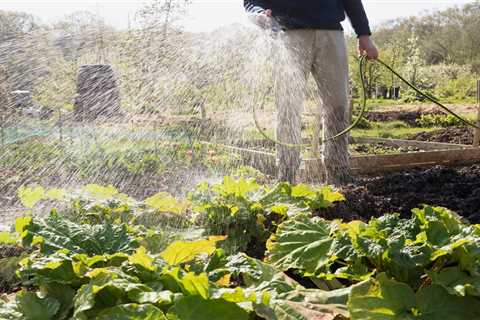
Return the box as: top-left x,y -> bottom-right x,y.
244,0 -> 371,37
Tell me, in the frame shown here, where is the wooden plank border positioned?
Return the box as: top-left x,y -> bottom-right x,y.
204,140 -> 480,178
237,137 -> 470,152
351,136 -> 470,151
200,141 -> 277,175
303,147 -> 480,175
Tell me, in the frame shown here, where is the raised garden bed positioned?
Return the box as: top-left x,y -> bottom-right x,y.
208,136 -> 480,180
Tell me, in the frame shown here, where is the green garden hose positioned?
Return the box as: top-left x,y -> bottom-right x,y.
253,55 -> 479,149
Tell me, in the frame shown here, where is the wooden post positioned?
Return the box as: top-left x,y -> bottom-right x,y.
58,110 -> 63,143
474,80 -> 480,147
1,114 -> 4,147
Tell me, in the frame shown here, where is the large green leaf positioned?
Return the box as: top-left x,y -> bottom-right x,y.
95,303 -> 167,320
258,183 -> 345,212
19,213 -> 138,255
254,288 -> 350,320
212,176 -> 260,198
128,290 -> 175,306
167,296 -> 250,320
160,236 -> 225,266
19,252 -> 83,286
144,192 -> 188,214
0,232 -> 18,245
427,266 -> 480,297
349,273 -> 480,320
416,284 -> 480,319
161,267 -> 210,299
225,253 -> 301,294
40,284 -> 76,320
72,268 -> 153,318
81,184 -> 119,200
16,290 -> 60,320
269,300 -> 348,320
277,287 -> 351,306
348,273 -> 416,320
266,214 -> 335,275
18,185 -> 45,208
129,246 -> 156,271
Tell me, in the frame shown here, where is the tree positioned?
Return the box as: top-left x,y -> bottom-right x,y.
0,10 -> 37,42
52,11 -> 112,62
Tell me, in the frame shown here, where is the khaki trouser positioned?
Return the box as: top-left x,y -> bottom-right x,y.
275,29 -> 350,184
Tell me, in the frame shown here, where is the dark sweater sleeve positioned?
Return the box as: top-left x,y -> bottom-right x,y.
343,0 -> 371,36
244,0 -> 268,13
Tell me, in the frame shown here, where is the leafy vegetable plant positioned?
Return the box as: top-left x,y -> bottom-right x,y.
4,180 -> 480,320
190,176 -> 344,255
267,206 -> 480,318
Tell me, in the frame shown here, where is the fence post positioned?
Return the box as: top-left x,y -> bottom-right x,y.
58,109 -> 63,143
1,114 -> 4,147
474,80 -> 480,147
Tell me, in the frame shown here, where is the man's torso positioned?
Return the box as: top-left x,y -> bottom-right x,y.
262,0 -> 346,30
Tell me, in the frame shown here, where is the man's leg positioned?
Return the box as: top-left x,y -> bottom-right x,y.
312,30 -> 351,185
275,30 -> 314,183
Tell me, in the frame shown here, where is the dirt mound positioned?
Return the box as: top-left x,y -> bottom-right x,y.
409,127 -> 474,145
321,165 -> 480,223
364,110 -> 442,126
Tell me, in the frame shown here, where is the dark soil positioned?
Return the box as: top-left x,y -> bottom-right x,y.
0,245 -> 25,260
320,165 -> 480,223
364,110 -> 442,126
409,127 -> 474,145
0,245 -> 28,294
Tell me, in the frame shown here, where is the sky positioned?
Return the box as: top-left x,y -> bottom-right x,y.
0,0 -> 474,33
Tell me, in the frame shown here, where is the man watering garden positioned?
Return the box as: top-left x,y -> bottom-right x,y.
244,0 -> 379,185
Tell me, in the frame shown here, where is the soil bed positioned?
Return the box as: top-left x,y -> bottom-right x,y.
322,165 -> 480,223
364,110 -> 442,126
409,127 -> 474,145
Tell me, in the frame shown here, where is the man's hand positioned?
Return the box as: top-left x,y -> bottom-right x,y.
358,35 -> 379,60
252,9 -> 273,29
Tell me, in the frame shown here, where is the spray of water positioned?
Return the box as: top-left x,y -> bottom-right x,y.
0,8 -> 350,227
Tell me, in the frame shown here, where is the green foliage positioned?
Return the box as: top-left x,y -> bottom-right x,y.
268,207 -> 480,287
349,273 -> 480,319
144,192 -> 189,215
4,213 -> 275,319
0,232 -> 18,245
160,236 -> 226,266
267,206 -> 480,318
352,143 -> 420,155
353,117 -> 372,130
16,291 -> 60,320
95,304 -> 167,320
17,186 -> 45,209
18,211 -> 139,255
167,296 -> 249,320
416,114 -> 471,128
190,177 -> 344,254
266,214 -> 336,276
6,180 -> 480,319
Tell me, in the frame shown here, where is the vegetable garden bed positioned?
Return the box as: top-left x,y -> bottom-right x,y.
2,178 -> 480,319
208,136 -> 480,180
